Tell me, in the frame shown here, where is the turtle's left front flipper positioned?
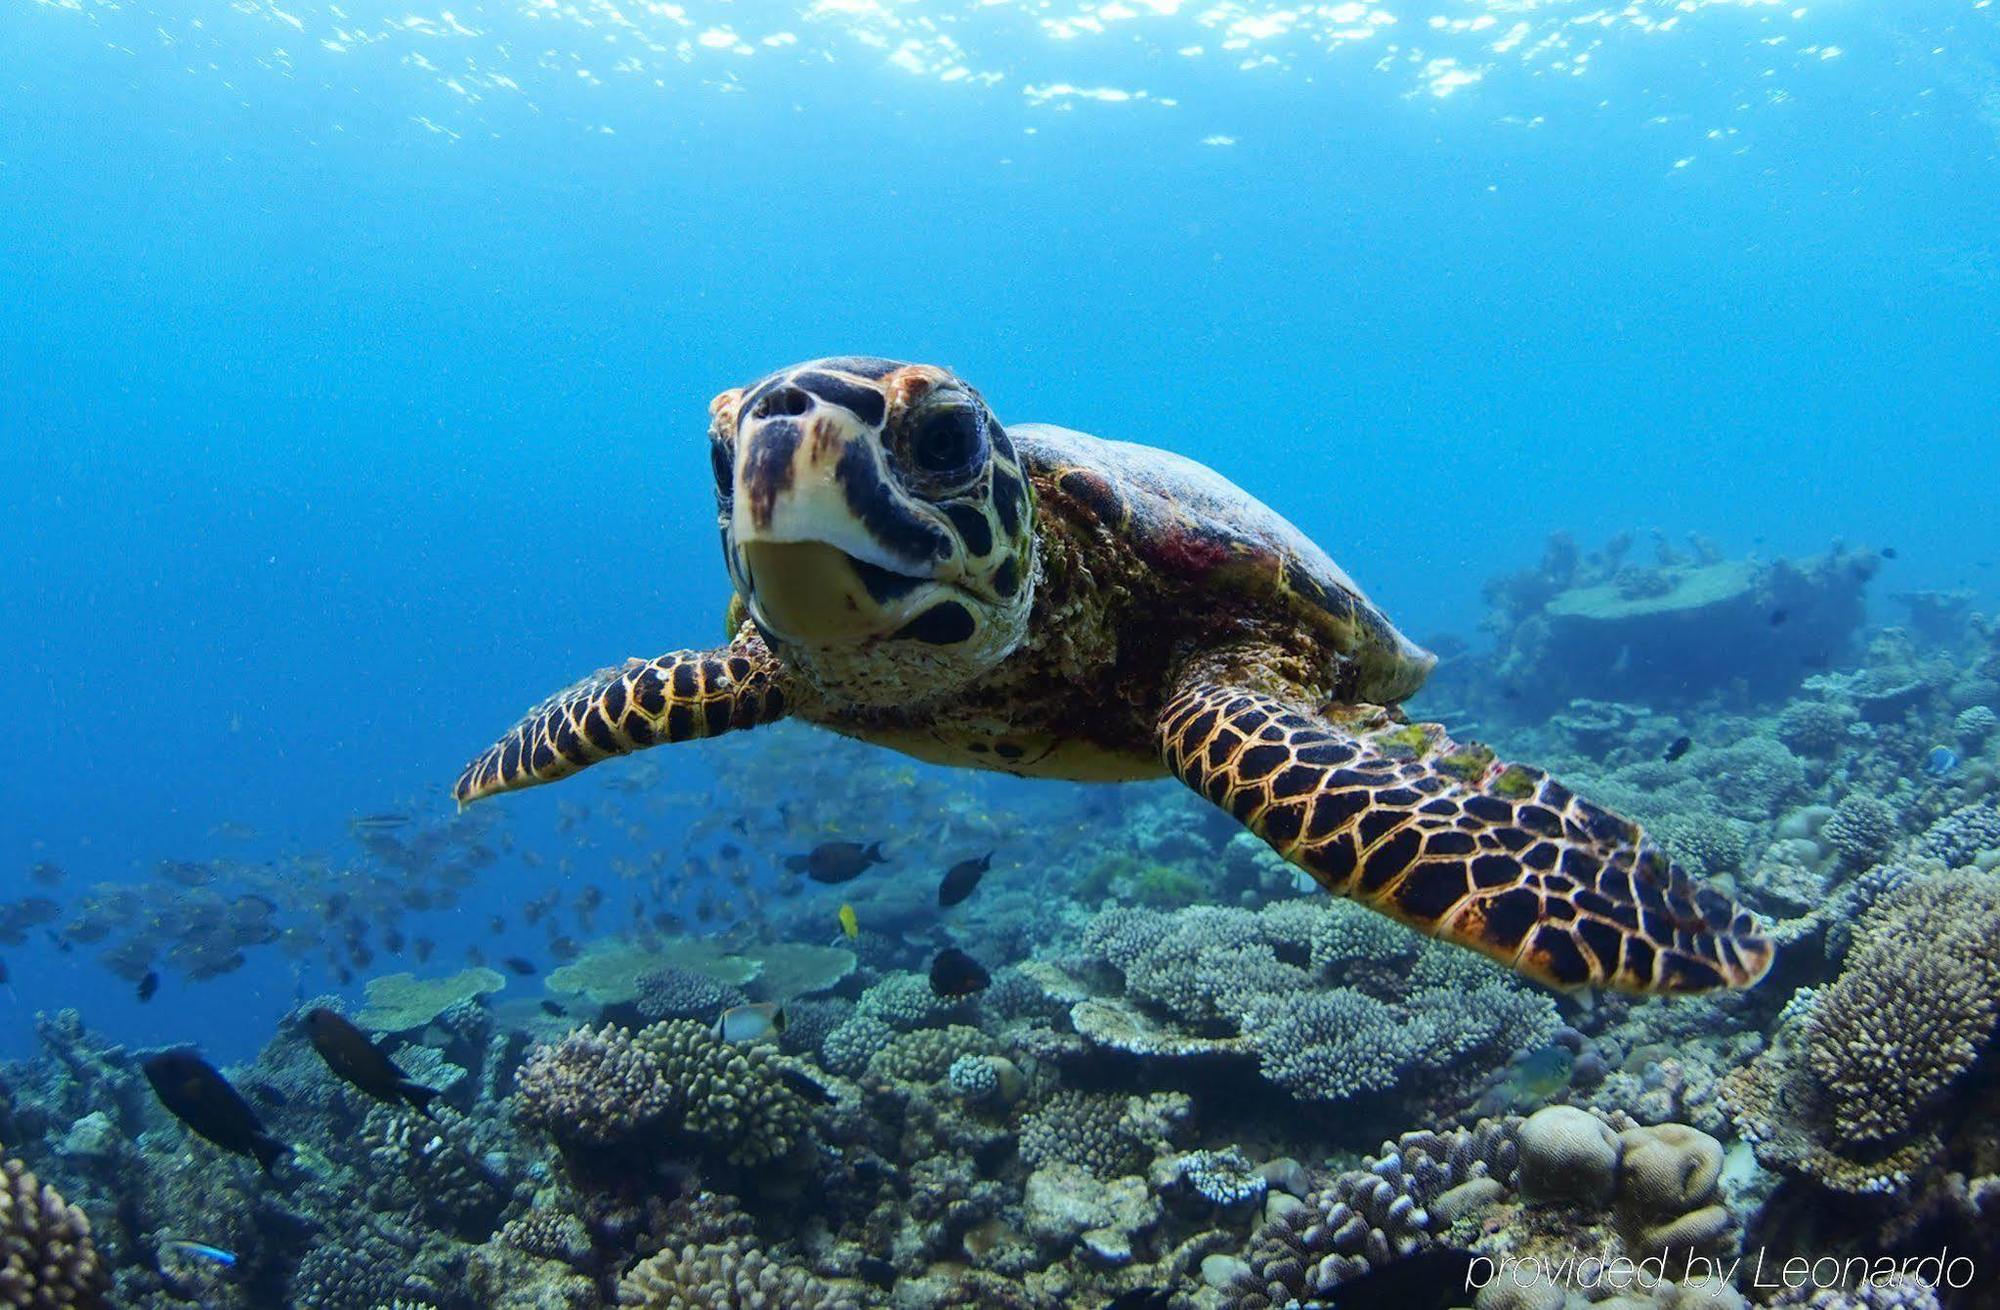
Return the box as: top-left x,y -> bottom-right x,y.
1156,674 -> 1773,994
453,629 -> 788,805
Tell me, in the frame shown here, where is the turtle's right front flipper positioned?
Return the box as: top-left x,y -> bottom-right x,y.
452,629 -> 789,805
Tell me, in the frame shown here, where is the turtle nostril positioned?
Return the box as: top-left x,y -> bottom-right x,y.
752,385 -> 813,420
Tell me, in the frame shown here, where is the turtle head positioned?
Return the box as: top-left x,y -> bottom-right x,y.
709,358 -> 1036,707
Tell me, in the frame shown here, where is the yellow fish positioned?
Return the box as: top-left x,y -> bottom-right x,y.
837,903 -> 859,939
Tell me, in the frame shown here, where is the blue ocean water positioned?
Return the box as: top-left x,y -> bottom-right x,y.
2,0 -> 1997,1070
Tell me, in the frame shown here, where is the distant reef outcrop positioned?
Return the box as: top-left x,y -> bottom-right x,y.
1471,533 -> 1880,717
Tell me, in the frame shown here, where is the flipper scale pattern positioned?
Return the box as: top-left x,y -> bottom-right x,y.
1156,679 -> 1773,993
453,635 -> 787,804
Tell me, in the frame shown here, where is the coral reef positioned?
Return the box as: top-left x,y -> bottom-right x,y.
0,1155 -> 107,1309
14,556 -> 2000,1309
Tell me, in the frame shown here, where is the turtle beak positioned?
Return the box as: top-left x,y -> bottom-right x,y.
728,400 -> 950,644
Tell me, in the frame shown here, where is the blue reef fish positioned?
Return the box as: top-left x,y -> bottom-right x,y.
163,1239 -> 237,1268
1923,745 -> 1959,779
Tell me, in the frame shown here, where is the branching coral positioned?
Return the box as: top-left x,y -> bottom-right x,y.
516,1021 -> 812,1167
1776,701 -> 1856,757
616,1191 -> 857,1309
1227,1117 -> 1520,1306
1918,803 -> 2000,869
634,967 -> 747,1024
515,1024 -> 675,1147
0,1156 -> 106,1309
636,1021 -> 812,1169
1821,794 -> 1902,871
1803,872 -> 2000,1147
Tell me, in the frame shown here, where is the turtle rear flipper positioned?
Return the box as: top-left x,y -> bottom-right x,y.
1157,669 -> 1772,994
453,629 -> 789,805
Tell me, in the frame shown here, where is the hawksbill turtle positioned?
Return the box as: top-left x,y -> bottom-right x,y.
454,357 -> 1771,994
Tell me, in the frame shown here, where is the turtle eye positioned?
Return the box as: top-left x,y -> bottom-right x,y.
910,406 -> 986,479
710,440 -> 734,499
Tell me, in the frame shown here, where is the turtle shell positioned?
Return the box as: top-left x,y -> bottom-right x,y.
1010,423 -> 1435,705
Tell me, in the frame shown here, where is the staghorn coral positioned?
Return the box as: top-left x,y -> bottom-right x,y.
1078,906 -> 1174,973
0,1155 -> 106,1309
1802,872 -> 2000,1148
1240,989 -> 1417,1102
1821,794 -> 1901,871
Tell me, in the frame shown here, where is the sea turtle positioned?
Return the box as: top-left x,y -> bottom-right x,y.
454,357 -> 1771,994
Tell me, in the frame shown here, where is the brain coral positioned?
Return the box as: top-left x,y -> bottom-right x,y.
0,1156 -> 106,1309
1804,871 -> 2000,1147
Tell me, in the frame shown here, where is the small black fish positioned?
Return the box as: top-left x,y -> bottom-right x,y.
1103,1289 -> 1173,1310
501,956 -> 537,976
1662,735 -> 1691,763
488,915 -> 506,934
1769,608 -> 1789,626
775,1064 -> 837,1105
1317,1246 -> 1479,1310
305,1008 -> 440,1118
539,1000 -> 566,1017
137,970 -> 160,1002
857,1256 -> 897,1290
1881,546 -> 1898,560
0,958 -> 9,985
929,947 -> 991,998
785,841 -> 887,885
142,1049 -> 288,1172
937,852 -> 993,908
